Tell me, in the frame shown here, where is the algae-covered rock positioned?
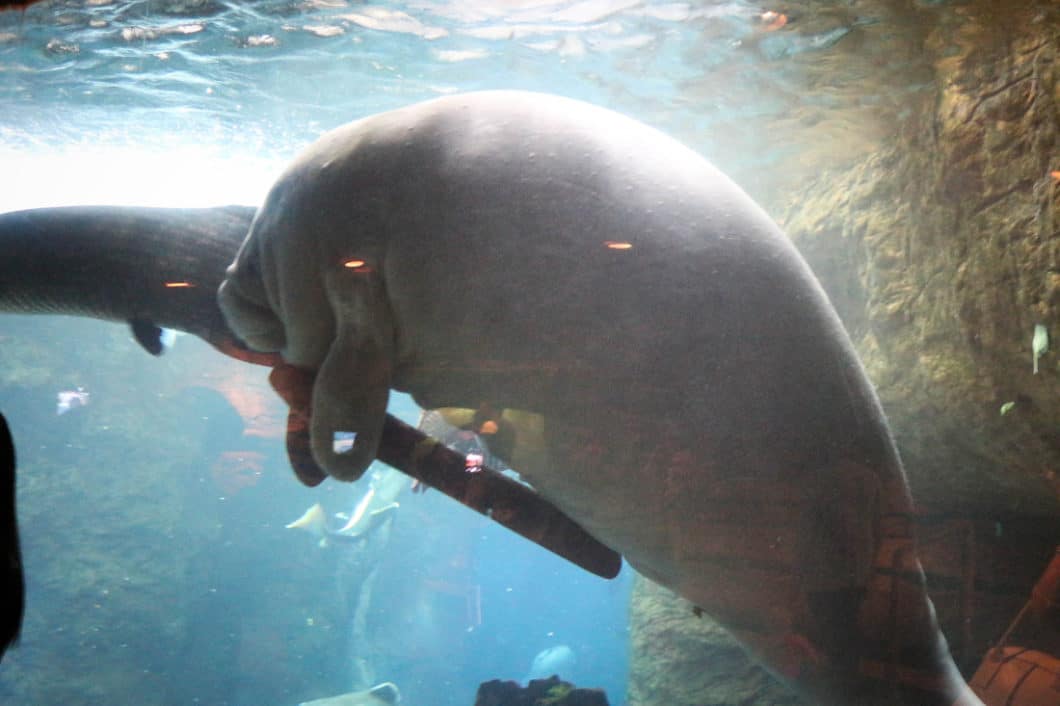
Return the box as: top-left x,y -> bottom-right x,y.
628,2 -> 1060,705
474,676 -> 609,706
780,0 -> 1060,518
627,577 -> 799,706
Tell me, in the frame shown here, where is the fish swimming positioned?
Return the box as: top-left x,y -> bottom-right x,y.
523,644 -> 576,684
286,467 -> 408,547
297,681 -> 401,706
0,92 -> 984,705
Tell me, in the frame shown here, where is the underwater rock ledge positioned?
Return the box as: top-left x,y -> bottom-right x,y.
473,676 -> 609,706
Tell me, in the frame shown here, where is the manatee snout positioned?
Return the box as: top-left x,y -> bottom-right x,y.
219,236 -> 394,486
218,261 -> 287,353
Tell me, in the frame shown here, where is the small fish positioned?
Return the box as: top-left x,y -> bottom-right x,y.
55,387 -> 90,415
1032,324 -> 1049,375
999,401 -> 1016,416
287,468 -> 408,547
286,503 -> 329,547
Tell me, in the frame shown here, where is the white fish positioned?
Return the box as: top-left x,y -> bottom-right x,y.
286,467 -> 409,547
523,644 -> 576,684
298,682 -> 400,706
337,486 -> 376,533
285,503 -> 329,547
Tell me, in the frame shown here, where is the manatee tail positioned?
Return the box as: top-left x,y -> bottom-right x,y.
0,412 -> 22,663
0,205 -> 275,365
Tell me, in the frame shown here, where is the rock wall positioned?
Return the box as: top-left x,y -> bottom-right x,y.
0,318 -> 347,706
628,2 -> 1059,705
781,1 -> 1060,516
628,578 -> 799,706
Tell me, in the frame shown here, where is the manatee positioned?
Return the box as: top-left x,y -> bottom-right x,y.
0,91 -> 983,705
218,90 -> 982,706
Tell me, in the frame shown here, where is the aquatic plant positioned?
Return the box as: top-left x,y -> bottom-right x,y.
540,682 -> 573,703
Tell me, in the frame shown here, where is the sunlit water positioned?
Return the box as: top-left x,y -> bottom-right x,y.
0,1 -> 966,705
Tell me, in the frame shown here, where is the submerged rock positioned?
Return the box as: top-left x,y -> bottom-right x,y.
473,676 -> 609,706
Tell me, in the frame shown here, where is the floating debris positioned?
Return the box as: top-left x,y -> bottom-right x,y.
303,24 -> 344,38
434,48 -> 489,63
339,8 -> 448,40
44,38 -> 79,55
243,34 -> 277,48
120,23 -> 204,42
759,11 -> 789,32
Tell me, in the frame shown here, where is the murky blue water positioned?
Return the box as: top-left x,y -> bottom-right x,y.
0,1 -> 957,705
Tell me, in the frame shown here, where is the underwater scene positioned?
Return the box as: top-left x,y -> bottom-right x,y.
0,1 -> 1058,706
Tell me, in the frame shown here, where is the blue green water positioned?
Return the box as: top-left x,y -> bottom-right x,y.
0,1 -> 948,704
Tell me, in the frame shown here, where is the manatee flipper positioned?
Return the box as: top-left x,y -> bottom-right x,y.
269,365 -> 327,486
129,318 -> 166,356
307,268 -> 395,481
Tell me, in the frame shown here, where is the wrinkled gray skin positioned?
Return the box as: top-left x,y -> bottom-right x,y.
220,91 -> 981,706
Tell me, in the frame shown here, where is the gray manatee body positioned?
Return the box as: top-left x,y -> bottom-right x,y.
219,91 -> 981,706
0,91 -> 982,705
0,205 -> 270,363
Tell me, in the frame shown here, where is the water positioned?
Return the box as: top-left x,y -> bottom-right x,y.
0,2 -> 1004,706
0,0 -> 940,211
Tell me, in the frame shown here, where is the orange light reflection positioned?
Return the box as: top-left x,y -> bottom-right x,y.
342,258 -> 373,272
